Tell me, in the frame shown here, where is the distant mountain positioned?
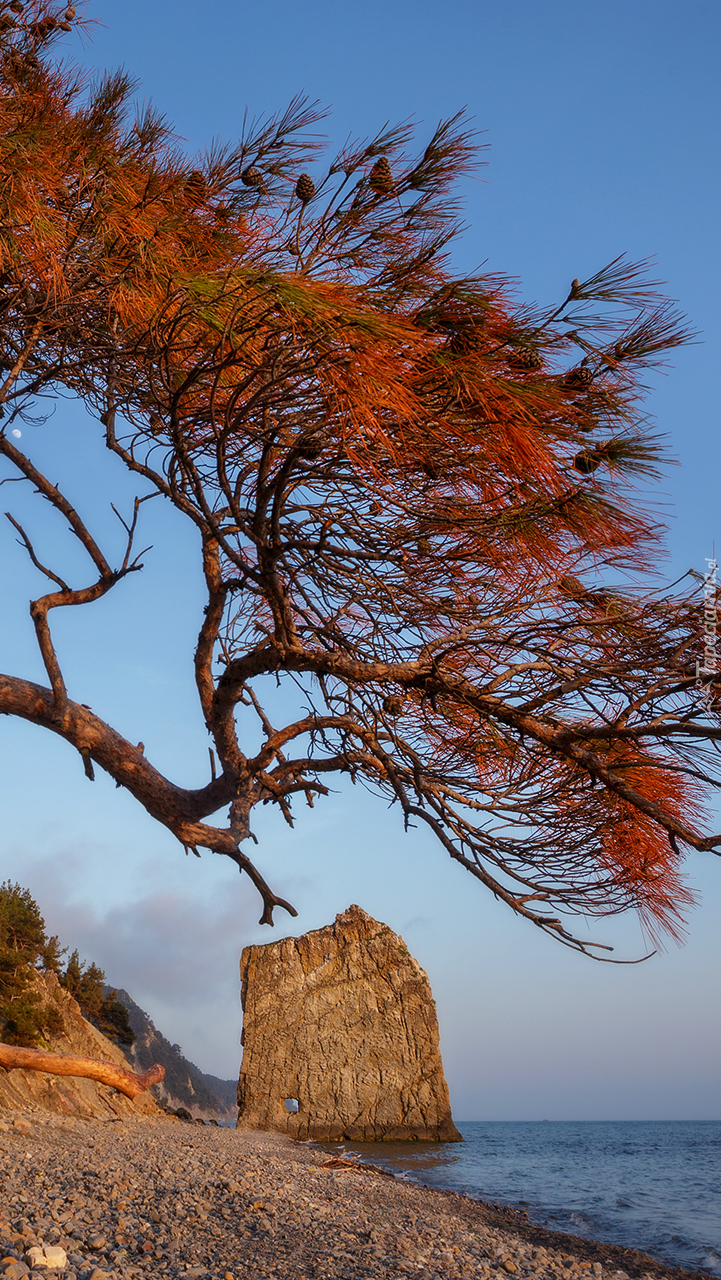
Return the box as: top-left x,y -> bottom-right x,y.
200,1073 -> 239,1113
109,987 -> 238,1122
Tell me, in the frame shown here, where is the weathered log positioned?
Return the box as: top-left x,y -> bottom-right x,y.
0,1043 -> 164,1099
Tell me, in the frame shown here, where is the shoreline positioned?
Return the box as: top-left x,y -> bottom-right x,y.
310,1121 -> 719,1279
0,1107 -> 712,1280
309,1148 -> 711,1280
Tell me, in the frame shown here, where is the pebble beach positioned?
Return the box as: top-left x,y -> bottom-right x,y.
0,1109 -> 709,1280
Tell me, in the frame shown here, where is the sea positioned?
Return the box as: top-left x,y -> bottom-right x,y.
319,1121 -> 721,1275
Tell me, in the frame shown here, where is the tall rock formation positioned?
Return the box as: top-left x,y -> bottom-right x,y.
237,905 -> 461,1142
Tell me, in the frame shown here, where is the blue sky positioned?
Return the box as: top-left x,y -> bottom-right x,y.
1,0 -> 720,1120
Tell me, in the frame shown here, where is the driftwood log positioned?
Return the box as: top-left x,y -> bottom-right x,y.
0,1044 -> 164,1099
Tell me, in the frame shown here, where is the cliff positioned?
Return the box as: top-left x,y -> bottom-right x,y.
237,904 -> 461,1142
0,970 -> 159,1119
114,988 -> 238,1122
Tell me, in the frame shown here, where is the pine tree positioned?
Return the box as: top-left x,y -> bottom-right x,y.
0,3 -> 718,958
0,883 -> 63,1047
60,951 -> 136,1046
0,882 -> 134,1048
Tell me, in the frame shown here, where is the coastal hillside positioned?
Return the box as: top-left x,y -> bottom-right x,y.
0,882 -> 237,1123
113,988 -> 238,1122
0,967 -> 159,1119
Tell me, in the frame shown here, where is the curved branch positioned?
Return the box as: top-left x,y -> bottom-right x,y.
222,644 -> 721,853
0,674 -> 234,821
172,815 -> 298,925
0,674 -> 296,924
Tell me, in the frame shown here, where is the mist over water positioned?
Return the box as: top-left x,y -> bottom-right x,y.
320,1121 -> 721,1275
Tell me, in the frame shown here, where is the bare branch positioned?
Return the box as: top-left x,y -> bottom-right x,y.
5,512 -> 70,590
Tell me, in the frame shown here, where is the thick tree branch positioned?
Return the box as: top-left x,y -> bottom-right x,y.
0,675 -> 234,821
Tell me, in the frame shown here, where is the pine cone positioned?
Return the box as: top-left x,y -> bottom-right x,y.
563,365 -> 593,392
448,324 -> 484,355
508,346 -> 543,371
296,433 -> 325,459
184,170 -> 207,204
369,156 -> 393,194
383,695 -> 404,716
9,0 -> 24,11
295,173 -> 315,204
241,166 -> 263,188
6,49 -> 40,73
573,450 -> 602,475
65,5 -> 76,18
417,537 -> 432,556
557,575 -> 584,598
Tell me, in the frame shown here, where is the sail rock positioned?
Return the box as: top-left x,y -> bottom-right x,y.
237,904 -> 461,1142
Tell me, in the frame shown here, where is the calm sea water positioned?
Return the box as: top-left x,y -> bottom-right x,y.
320,1121 -> 721,1275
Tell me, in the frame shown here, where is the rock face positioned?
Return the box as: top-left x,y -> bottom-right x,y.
115,987 -> 238,1122
0,970 -> 159,1120
237,904 -> 461,1142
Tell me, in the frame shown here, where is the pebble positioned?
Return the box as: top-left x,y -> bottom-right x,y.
0,1107 -> 688,1280
25,1245 -> 67,1269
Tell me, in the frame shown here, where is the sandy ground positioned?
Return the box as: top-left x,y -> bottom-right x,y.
0,1108 -> 709,1280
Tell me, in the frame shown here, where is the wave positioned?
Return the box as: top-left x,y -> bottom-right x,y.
318,1120 -> 721,1274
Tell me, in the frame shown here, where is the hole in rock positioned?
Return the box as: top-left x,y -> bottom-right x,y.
284,1097 -> 299,1113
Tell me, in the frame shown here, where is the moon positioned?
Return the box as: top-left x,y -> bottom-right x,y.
11,429 -> 21,439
